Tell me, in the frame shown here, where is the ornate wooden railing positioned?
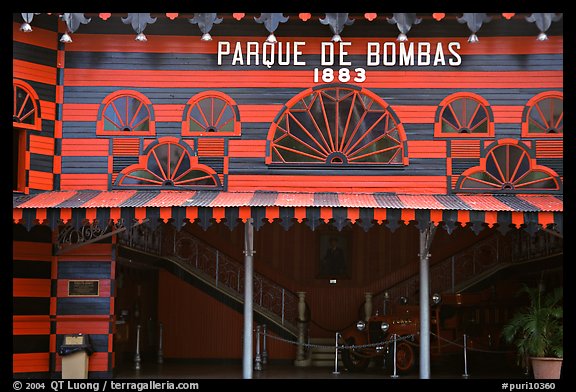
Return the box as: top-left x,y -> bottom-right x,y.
371,229 -> 563,312
117,224 -> 300,336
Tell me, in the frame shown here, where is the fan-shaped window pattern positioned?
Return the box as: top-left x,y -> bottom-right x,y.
457,142 -> 560,192
97,91 -> 155,136
182,91 -> 241,136
434,93 -> 493,137
13,79 -> 41,130
116,141 -> 220,189
522,92 -> 563,137
266,85 -> 407,165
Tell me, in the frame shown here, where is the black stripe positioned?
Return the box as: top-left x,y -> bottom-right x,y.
13,260 -> 51,279
57,298 -> 110,315
12,225 -> 52,242
29,153 -> 53,172
13,335 -> 50,354
58,262 -> 111,279
15,79 -> 56,102
229,158 -> 447,176
65,50 -> 563,71
13,297 -> 50,315
12,41 -> 57,68
62,86 -> 562,106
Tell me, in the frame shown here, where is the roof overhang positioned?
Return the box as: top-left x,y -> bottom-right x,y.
13,190 -> 562,236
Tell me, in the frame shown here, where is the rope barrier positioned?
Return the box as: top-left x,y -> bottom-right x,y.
260,330 -> 416,350
257,328 -> 513,354
430,332 -> 515,354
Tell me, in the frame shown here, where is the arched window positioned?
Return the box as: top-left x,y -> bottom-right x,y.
96,90 -> 155,136
457,140 -> 560,193
13,79 -> 41,131
522,91 -> 563,137
434,93 -> 493,137
182,91 -> 241,136
115,139 -> 220,189
266,84 -> 407,165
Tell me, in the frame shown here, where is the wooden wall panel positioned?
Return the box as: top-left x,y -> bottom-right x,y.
54,242 -> 116,377
158,269 -> 295,360
13,20 -> 57,194
13,235 -> 52,375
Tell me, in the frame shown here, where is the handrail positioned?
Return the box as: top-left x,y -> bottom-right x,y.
369,229 -> 563,314
117,224 -> 300,334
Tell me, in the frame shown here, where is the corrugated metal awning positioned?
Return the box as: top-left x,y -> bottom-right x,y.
13,190 -> 562,234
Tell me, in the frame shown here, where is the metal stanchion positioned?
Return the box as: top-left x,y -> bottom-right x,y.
134,324 -> 141,370
262,324 -> 268,365
254,325 -> 263,371
332,332 -> 340,375
157,322 -> 164,364
462,333 -> 470,378
390,334 -> 399,378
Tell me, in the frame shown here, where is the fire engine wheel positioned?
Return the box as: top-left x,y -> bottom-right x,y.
341,337 -> 370,372
395,341 -> 416,372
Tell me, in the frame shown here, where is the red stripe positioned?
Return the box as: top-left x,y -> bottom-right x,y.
397,195 -> 446,210
320,207 -> 332,222
348,208 -> 359,223
294,207 -> 306,222
186,206 -> 198,222
516,195 -> 563,212
134,207 -> 146,222
401,208 -> 415,223
337,193 -> 378,208
13,208 -> 23,223
65,35 -> 563,55
18,191 -> 77,208
64,69 -> 563,89
512,212 -> 524,228
60,208 -> 72,223
85,208 -> 97,223
485,211 -> 498,227
35,208 -> 46,223
430,209 -> 443,225
457,210 -> 470,224
457,195 -> 514,211
374,209 -> 387,223
109,208 -> 120,222
82,190 -> 136,208
160,207 -> 171,222
210,191 -> 254,207
145,191 -> 196,207
538,211 -> 555,227
239,206 -> 251,222
266,206 -> 279,221
212,207 -> 225,222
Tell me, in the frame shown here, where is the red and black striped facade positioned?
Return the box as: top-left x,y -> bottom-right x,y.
12,13 -> 563,377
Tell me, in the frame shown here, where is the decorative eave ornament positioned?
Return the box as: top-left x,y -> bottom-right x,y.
387,13 -> 422,41
60,13 -> 91,43
254,13 -> 289,43
525,13 -> 563,41
189,13 -> 222,41
122,13 -> 157,42
319,13 -> 354,42
457,13 -> 492,43
20,13 -> 40,32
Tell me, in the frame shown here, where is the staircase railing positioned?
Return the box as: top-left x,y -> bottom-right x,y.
117,224 -> 300,335
371,229 -> 563,312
